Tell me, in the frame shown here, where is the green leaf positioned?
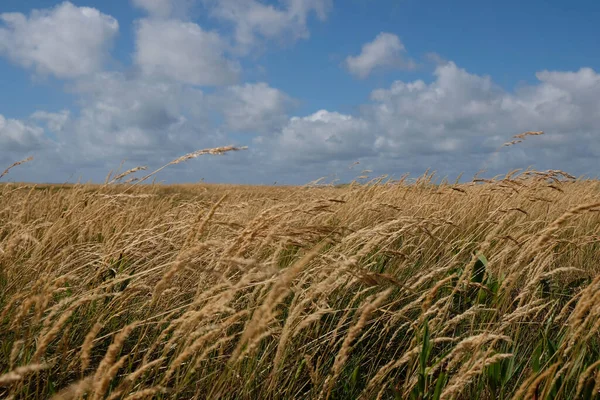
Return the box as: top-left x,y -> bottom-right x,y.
350,364 -> 360,389
532,340 -> 546,373
432,371 -> 447,400
472,254 -> 488,284
420,319 -> 431,376
417,318 -> 432,396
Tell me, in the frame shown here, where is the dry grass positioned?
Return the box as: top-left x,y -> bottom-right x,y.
2,150 -> 600,399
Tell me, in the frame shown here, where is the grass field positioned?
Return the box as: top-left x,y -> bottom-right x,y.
2,153 -> 600,399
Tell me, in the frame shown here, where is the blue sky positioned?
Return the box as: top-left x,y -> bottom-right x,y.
1,0 -> 600,184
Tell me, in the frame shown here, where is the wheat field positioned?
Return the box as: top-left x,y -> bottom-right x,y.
1,152 -> 600,399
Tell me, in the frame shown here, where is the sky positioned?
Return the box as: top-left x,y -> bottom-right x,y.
1,0 -> 600,184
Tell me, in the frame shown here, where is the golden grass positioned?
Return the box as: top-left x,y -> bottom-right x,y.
2,149 -> 600,399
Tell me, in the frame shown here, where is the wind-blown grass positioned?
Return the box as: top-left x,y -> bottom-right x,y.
1,153 -> 600,399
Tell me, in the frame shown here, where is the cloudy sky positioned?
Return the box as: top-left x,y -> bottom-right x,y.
1,0 -> 600,184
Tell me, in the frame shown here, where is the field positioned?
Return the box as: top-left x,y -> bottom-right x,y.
2,155 -> 600,399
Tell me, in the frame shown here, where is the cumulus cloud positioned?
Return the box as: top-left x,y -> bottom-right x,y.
0,72 -> 236,182
368,61 -> 505,155
204,0 -> 332,52
55,75 -> 293,167
0,2 -> 118,79
345,32 -> 415,79
3,33 -> 600,185
210,82 -> 295,133
262,63 -> 600,180
31,110 -> 70,133
262,110 -> 374,163
0,114 -> 48,155
3,77 -> 292,182
424,52 -> 448,66
131,0 -> 194,18
134,18 -> 240,86
60,72 -> 222,163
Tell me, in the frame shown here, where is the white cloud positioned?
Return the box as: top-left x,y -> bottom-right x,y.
261,62 -> 600,180
65,76 -> 245,183
132,0 -> 173,17
345,32 -> 415,79
57,76 -> 293,167
134,18 -> 240,86
285,0 -> 331,21
204,0 -> 332,52
31,110 -> 70,132
61,72 -> 220,162
3,29 -> 600,185
0,114 -> 47,154
424,52 -> 448,66
211,82 -> 294,133
0,2 -> 118,79
368,61 -> 505,152
5,74 -> 274,181
131,0 -> 194,18
359,62 -> 543,170
265,110 -> 374,163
